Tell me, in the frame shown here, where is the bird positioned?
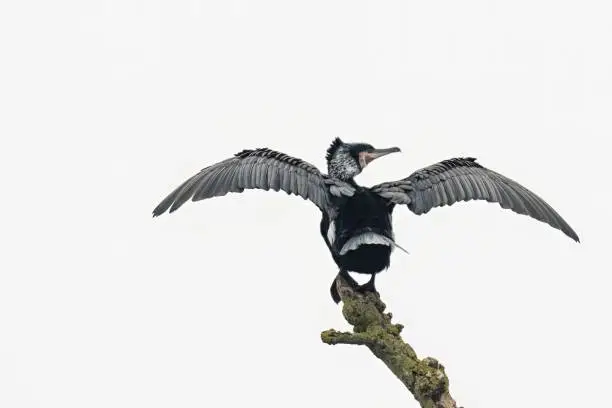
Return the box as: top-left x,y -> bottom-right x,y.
152,137 -> 579,303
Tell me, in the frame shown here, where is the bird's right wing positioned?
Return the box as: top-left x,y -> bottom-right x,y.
371,157 -> 579,242
153,148 -> 354,217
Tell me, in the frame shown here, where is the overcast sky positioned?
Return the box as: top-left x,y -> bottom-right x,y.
1,1 -> 611,407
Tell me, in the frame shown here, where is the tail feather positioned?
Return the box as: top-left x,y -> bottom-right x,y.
339,232 -> 409,255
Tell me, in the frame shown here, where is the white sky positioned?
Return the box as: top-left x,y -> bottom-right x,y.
1,1 -> 611,407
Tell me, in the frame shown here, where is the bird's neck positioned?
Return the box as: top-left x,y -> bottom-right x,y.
328,171 -> 361,190
329,171 -> 360,184
346,178 -> 360,187
327,158 -> 361,181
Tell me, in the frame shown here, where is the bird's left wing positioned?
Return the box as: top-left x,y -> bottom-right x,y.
370,157 -> 579,242
153,148 -> 354,216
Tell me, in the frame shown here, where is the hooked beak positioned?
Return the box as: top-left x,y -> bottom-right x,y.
359,147 -> 401,167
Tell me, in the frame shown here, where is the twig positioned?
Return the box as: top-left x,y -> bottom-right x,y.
321,276 -> 459,408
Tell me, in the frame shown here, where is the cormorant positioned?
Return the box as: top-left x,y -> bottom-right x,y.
153,138 -> 579,302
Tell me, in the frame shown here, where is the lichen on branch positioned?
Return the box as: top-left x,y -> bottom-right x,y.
321,276 -> 459,408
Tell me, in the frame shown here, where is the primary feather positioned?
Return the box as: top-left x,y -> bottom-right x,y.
371,157 -> 579,242
152,148 -> 354,217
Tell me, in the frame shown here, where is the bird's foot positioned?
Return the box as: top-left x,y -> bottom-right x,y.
330,270 -> 359,304
356,280 -> 379,298
330,282 -> 342,304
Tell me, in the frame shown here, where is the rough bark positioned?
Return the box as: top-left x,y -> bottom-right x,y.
321,276 -> 460,408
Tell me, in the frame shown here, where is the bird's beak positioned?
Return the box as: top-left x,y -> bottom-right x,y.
360,147 -> 401,166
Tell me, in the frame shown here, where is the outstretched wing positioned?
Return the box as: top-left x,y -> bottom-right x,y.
371,157 -> 579,242
153,148 -> 354,216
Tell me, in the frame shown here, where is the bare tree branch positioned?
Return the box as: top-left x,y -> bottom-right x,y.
321,276 -> 460,408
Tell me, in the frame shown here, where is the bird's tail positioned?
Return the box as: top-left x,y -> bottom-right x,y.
392,240 -> 410,254
339,232 -> 409,255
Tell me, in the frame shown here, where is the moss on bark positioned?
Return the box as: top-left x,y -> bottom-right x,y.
321,277 -> 459,408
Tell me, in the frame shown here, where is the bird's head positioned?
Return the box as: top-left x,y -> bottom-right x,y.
326,137 -> 401,180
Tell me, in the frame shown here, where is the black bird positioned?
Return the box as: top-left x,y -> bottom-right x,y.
153,138 -> 579,302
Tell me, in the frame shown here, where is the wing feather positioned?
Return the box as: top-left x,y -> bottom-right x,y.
370,157 -> 579,242
153,148 -> 355,216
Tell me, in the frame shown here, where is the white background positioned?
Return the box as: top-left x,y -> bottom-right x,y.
1,1 -> 610,407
